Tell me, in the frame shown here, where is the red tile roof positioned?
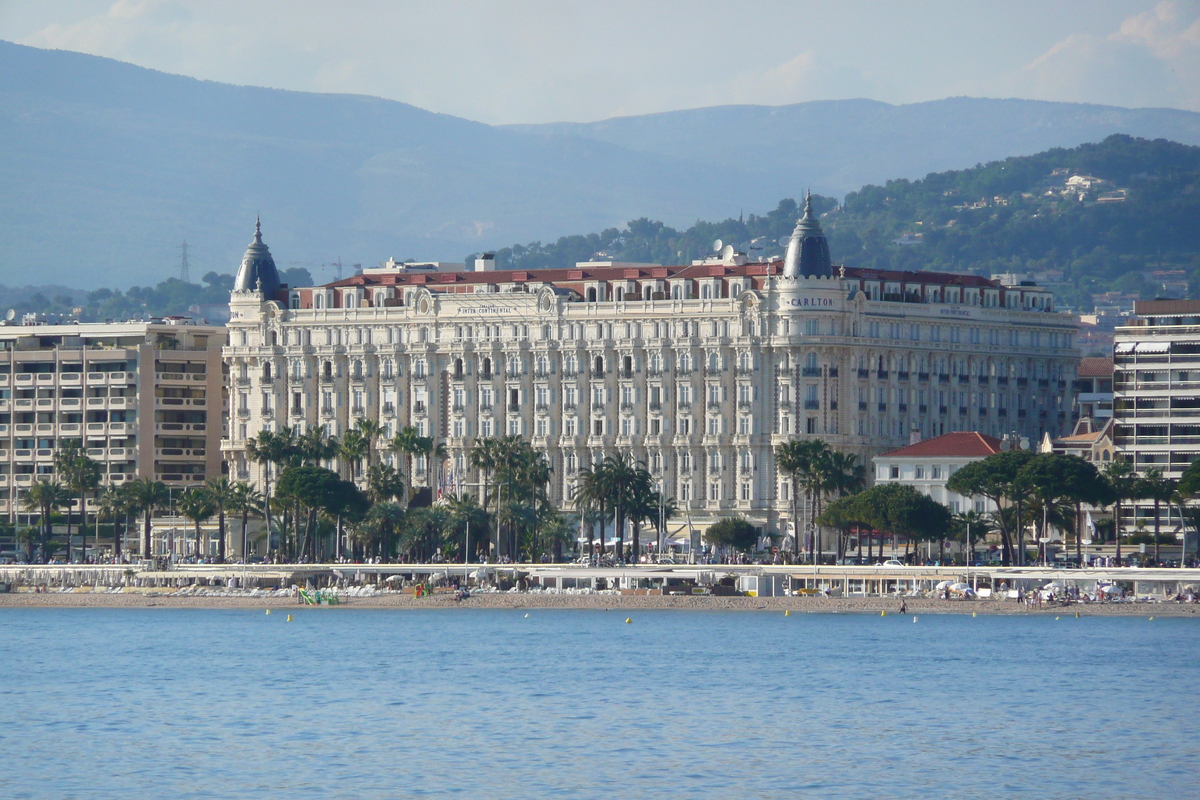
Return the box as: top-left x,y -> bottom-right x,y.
878,432 -> 1003,459
311,261 -> 1004,292
1077,357 -> 1113,378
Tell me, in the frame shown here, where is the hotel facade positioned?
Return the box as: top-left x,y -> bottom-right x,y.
223,203 -> 1079,540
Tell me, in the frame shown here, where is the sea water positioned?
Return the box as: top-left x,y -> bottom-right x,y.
0,608 -> 1195,799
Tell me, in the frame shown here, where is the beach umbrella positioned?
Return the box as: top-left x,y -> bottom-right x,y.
949,582 -> 971,592
935,580 -> 953,590
1100,585 -> 1123,595
1042,581 -> 1065,592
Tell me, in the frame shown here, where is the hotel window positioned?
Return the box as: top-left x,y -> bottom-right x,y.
453,420 -> 464,438
564,418 -> 576,436
739,417 -> 751,435
890,465 -> 900,479
915,466 -> 924,479
481,419 -> 493,437
536,418 -> 547,436
741,483 -> 751,501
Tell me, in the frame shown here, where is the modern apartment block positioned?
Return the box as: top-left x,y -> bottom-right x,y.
0,319 -> 227,523
1113,299 -> 1200,531
224,204 -> 1079,538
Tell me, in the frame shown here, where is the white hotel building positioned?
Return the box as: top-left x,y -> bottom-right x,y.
223,201 -> 1079,538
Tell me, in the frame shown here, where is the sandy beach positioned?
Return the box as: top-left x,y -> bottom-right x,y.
1,589 -> 1197,616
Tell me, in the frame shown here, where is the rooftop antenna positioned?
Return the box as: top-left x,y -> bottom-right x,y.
179,240 -> 190,283
712,239 -> 723,254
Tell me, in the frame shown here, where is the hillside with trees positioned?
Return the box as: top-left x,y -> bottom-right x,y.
491,135 -> 1200,311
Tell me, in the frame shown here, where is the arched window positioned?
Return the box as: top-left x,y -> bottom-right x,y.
454,358 -> 463,378
672,285 -> 682,300
482,357 -> 492,378
709,353 -> 719,372
623,355 -> 633,376
263,362 -> 272,380
644,286 -> 652,300
615,287 -> 624,301
587,287 -> 597,302
701,285 -> 711,299
316,294 -> 324,309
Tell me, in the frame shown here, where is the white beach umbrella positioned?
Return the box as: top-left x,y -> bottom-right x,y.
935,580 -> 953,590
949,582 -> 971,592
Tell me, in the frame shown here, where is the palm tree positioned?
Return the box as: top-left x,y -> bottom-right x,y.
53,443 -> 103,562
352,417 -> 385,469
390,426 -> 423,502
575,459 -> 610,561
775,439 -> 829,562
125,479 -> 170,557
203,477 -> 239,562
1103,461 -> 1138,565
468,437 -> 501,555
22,479 -> 68,562
1137,467 -> 1177,565
821,450 -> 866,561
339,429 -> 368,481
178,487 -> 216,558
366,463 -> 405,505
228,482 -> 263,560
247,427 -> 297,555
95,485 -> 131,559
297,426 -> 338,467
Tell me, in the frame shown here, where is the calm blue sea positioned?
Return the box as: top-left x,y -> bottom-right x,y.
0,608 -> 1195,799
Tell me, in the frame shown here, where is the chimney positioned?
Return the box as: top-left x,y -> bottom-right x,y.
909,426 -> 922,445
474,253 -> 496,272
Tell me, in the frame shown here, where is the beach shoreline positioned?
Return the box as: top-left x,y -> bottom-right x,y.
1,590 -> 1197,616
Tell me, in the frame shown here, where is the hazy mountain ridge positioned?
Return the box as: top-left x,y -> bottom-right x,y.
3,39 -> 1200,288
508,98 -> 1200,199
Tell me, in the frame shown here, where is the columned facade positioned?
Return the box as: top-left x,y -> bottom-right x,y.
223,236 -> 1078,539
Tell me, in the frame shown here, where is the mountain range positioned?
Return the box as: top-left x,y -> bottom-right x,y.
3,39 -> 1200,288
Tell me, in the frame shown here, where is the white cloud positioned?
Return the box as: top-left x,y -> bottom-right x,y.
1011,1 -> 1200,110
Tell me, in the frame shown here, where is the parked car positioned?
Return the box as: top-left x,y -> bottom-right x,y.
877,559 -> 906,567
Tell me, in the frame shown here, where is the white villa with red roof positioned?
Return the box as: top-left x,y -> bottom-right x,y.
872,432 -> 1007,515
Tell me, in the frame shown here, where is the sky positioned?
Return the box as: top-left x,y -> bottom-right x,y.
1,0 -> 1198,124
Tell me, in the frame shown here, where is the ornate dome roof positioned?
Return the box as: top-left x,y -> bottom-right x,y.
232,217 -> 281,297
782,192 -> 832,279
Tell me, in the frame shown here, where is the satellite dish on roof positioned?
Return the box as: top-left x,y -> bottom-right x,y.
712,239 -> 723,253
721,244 -> 735,260
5,309 -> 14,321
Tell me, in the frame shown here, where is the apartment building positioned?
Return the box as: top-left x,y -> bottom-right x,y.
223,204 -> 1079,538
1113,299 -> 1200,531
0,319 -> 227,523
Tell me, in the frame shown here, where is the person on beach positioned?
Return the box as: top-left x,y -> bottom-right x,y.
899,600 -> 907,614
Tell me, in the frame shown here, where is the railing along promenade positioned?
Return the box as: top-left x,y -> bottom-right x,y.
1,562 -> 1198,597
